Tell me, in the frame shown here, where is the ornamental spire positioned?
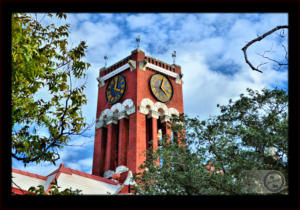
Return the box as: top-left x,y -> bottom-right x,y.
172,50 -> 176,65
104,55 -> 108,68
136,35 -> 141,50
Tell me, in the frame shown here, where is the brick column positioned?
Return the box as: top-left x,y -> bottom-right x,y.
136,112 -> 146,173
92,128 -> 102,176
127,112 -> 146,174
118,118 -> 129,166
104,123 -> 114,171
127,113 -> 137,173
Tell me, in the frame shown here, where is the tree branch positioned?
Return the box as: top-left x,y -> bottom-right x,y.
241,25 -> 288,73
12,178 -> 26,195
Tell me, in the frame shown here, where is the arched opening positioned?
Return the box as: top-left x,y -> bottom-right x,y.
146,115 -> 153,163
158,108 -> 165,116
114,122 -> 119,169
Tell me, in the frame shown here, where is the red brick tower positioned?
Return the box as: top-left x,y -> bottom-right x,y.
92,49 -> 184,177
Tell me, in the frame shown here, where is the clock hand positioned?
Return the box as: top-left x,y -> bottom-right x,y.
159,79 -> 163,89
114,77 -> 121,91
160,78 -> 168,96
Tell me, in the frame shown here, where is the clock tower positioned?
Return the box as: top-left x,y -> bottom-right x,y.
92,49 -> 184,177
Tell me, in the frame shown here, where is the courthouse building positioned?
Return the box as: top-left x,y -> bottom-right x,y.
12,48 -> 184,195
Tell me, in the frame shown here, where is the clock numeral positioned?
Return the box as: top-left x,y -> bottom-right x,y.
151,79 -> 156,86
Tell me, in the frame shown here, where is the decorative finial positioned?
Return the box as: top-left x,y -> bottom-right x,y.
104,55 -> 108,68
172,50 -> 176,65
136,35 -> 141,50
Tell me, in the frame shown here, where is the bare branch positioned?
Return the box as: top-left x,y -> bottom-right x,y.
241,25 -> 288,73
256,62 -> 268,69
281,44 -> 288,61
257,52 -> 288,70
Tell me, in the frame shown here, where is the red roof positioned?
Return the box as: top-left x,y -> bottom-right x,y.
12,164 -> 134,195
12,187 -> 30,195
13,164 -> 118,186
56,164 -> 118,185
12,168 -> 47,180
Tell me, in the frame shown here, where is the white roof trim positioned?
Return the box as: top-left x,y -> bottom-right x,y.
101,62 -> 178,82
146,63 -> 178,78
102,63 -> 130,81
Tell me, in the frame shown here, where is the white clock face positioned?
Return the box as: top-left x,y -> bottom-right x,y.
149,73 -> 173,103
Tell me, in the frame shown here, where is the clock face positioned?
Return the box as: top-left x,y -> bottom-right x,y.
106,75 -> 126,104
149,73 -> 173,103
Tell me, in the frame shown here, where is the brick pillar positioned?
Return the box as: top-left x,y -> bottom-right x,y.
105,123 -> 116,171
92,128 -> 102,176
118,118 -> 129,166
127,113 -> 137,173
127,112 -> 146,174
136,112 -> 146,173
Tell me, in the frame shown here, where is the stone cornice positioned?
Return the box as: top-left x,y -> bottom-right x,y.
96,99 -> 136,129
145,63 -> 178,78
139,98 -> 180,122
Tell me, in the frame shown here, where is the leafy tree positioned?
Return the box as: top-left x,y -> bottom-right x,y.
134,88 -> 288,195
27,179 -> 82,195
11,13 -> 91,166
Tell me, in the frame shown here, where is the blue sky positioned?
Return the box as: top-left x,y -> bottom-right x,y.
12,13 -> 288,176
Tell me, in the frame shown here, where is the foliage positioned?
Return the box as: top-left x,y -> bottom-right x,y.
28,178 -> 82,195
134,88 -> 288,195
11,13 -> 91,165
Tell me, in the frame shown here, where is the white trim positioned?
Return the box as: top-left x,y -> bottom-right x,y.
115,166 -> 129,174
100,60 -> 179,81
96,98 -> 136,128
169,107 -> 180,117
97,77 -> 105,87
154,102 -> 169,115
138,98 -> 180,122
128,60 -> 136,71
102,63 -> 130,81
146,63 -> 178,78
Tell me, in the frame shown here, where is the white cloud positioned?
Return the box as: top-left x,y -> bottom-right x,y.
66,158 -> 93,173
69,20 -> 120,48
126,14 -> 158,30
12,159 -> 61,176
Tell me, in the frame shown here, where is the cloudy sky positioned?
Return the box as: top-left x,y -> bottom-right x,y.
12,13 -> 288,176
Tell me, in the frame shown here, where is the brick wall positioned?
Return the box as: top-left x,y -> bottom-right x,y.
93,49 -> 184,176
